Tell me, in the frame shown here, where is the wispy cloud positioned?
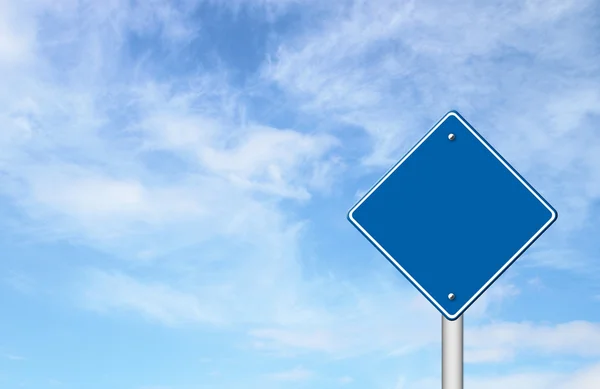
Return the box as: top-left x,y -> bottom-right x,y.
466,361 -> 600,389
465,320 -> 600,363
523,248 -> 595,274
264,0 -> 600,270
338,376 -> 354,384
48,378 -> 64,387
265,366 -> 314,382
80,268 -> 441,355
0,2 -> 598,386
79,269 -> 227,326
5,354 -> 25,361
403,361 -> 600,389
0,0 -> 341,262
466,280 -> 521,318
4,272 -> 36,295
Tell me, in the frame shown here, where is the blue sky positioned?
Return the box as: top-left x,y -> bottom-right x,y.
0,0 -> 599,388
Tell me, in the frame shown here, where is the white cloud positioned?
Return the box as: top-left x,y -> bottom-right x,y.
465,280 -> 521,319
0,2 -> 347,369
5,354 -> 26,361
4,272 -> 36,295
338,376 -> 354,384
79,266 -> 442,356
522,248 -> 593,274
0,0 -> 36,66
131,80 -> 340,200
79,269 -> 227,326
246,281 -> 442,356
0,0 -> 341,260
262,0 -> 600,284
465,320 -> 600,363
26,168 -> 201,220
527,277 -> 544,289
76,209 -> 311,325
402,361 -> 600,389
246,279 -> 528,358
467,361 -> 600,389
197,126 -> 338,199
215,0 -> 319,23
75,251 -> 600,362
265,366 -> 314,381
1,0 -> 598,375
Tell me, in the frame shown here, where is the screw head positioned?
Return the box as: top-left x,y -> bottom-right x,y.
448,293 -> 455,301
448,133 -> 456,141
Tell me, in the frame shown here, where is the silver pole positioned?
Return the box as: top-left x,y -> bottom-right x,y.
442,314 -> 463,389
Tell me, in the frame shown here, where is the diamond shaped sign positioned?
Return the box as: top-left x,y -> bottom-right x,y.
348,111 -> 557,320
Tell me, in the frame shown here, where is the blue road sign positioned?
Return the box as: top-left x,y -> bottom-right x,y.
348,111 -> 557,320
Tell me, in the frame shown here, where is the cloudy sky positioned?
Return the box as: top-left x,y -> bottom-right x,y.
1,0 -> 599,388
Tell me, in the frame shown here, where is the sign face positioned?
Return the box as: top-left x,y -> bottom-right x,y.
348,111 -> 557,320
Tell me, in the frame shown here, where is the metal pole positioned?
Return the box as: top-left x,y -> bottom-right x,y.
442,314 -> 463,389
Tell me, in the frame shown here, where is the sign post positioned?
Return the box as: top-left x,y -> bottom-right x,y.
442,316 -> 463,389
347,111 -> 557,387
